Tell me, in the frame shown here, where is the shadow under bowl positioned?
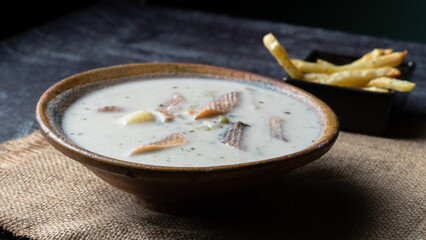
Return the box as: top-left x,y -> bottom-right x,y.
35,62 -> 339,214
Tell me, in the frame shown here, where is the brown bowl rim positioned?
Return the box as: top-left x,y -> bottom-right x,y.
36,62 -> 339,174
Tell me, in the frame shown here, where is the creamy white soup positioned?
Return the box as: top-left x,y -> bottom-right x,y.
62,77 -> 321,167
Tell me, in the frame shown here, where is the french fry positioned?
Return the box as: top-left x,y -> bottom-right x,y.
316,59 -> 336,66
291,58 -> 339,73
344,51 -> 407,70
315,49 -> 393,67
304,67 -> 401,87
263,33 -> 304,79
361,86 -> 390,93
302,73 -> 329,82
366,77 -> 416,92
352,48 -> 393,64
291,51 -> 406,74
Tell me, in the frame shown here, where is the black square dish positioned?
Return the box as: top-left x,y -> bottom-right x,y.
284,50 -> 416,135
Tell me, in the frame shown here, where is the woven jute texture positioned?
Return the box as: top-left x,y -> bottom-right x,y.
0,130 -> 425,240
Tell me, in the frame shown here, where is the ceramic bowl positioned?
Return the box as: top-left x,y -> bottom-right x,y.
36,63 -> 339,214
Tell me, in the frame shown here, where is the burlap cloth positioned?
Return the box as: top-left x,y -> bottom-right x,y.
0,128 -> 425,240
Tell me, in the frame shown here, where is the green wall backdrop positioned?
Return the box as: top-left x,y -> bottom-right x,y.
2,0 -> 425,44
148,0 -> 426,44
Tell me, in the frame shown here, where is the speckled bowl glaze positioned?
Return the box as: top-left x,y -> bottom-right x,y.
36,63 -> 339,214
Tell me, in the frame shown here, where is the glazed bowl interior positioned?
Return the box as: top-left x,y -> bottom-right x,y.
36,62 -> 339,213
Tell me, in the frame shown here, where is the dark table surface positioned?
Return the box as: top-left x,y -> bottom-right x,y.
1,0 -> 426,239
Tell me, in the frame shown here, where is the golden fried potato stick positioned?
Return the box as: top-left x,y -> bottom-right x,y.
361,86 -> 390,93
315,49 -> 393,67
352,48 -> 393,64
291,59 -> 339,73
304,67 -> 401,87
316,59 -> 336,66
263,33 -> 304,79
302,72 -> 329,82
347,51 -> 407,69
366,77 -> 416,92
291,51 -> 407,74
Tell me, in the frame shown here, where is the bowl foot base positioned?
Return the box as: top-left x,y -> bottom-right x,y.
135,196 -> 245,215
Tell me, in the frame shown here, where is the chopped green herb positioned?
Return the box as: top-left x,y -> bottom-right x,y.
173,86 -> 178,89
84,107 -> 91,111
191,147 -> 195,150
258,101 -> 264,104
217,115 -> 229,124
284,111 -> 291,114
240,122 -> 252,127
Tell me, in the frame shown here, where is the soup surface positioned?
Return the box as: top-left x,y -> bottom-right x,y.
62,77 -> 321,167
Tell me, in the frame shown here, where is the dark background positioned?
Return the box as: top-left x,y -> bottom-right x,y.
1,0 -> 425,43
